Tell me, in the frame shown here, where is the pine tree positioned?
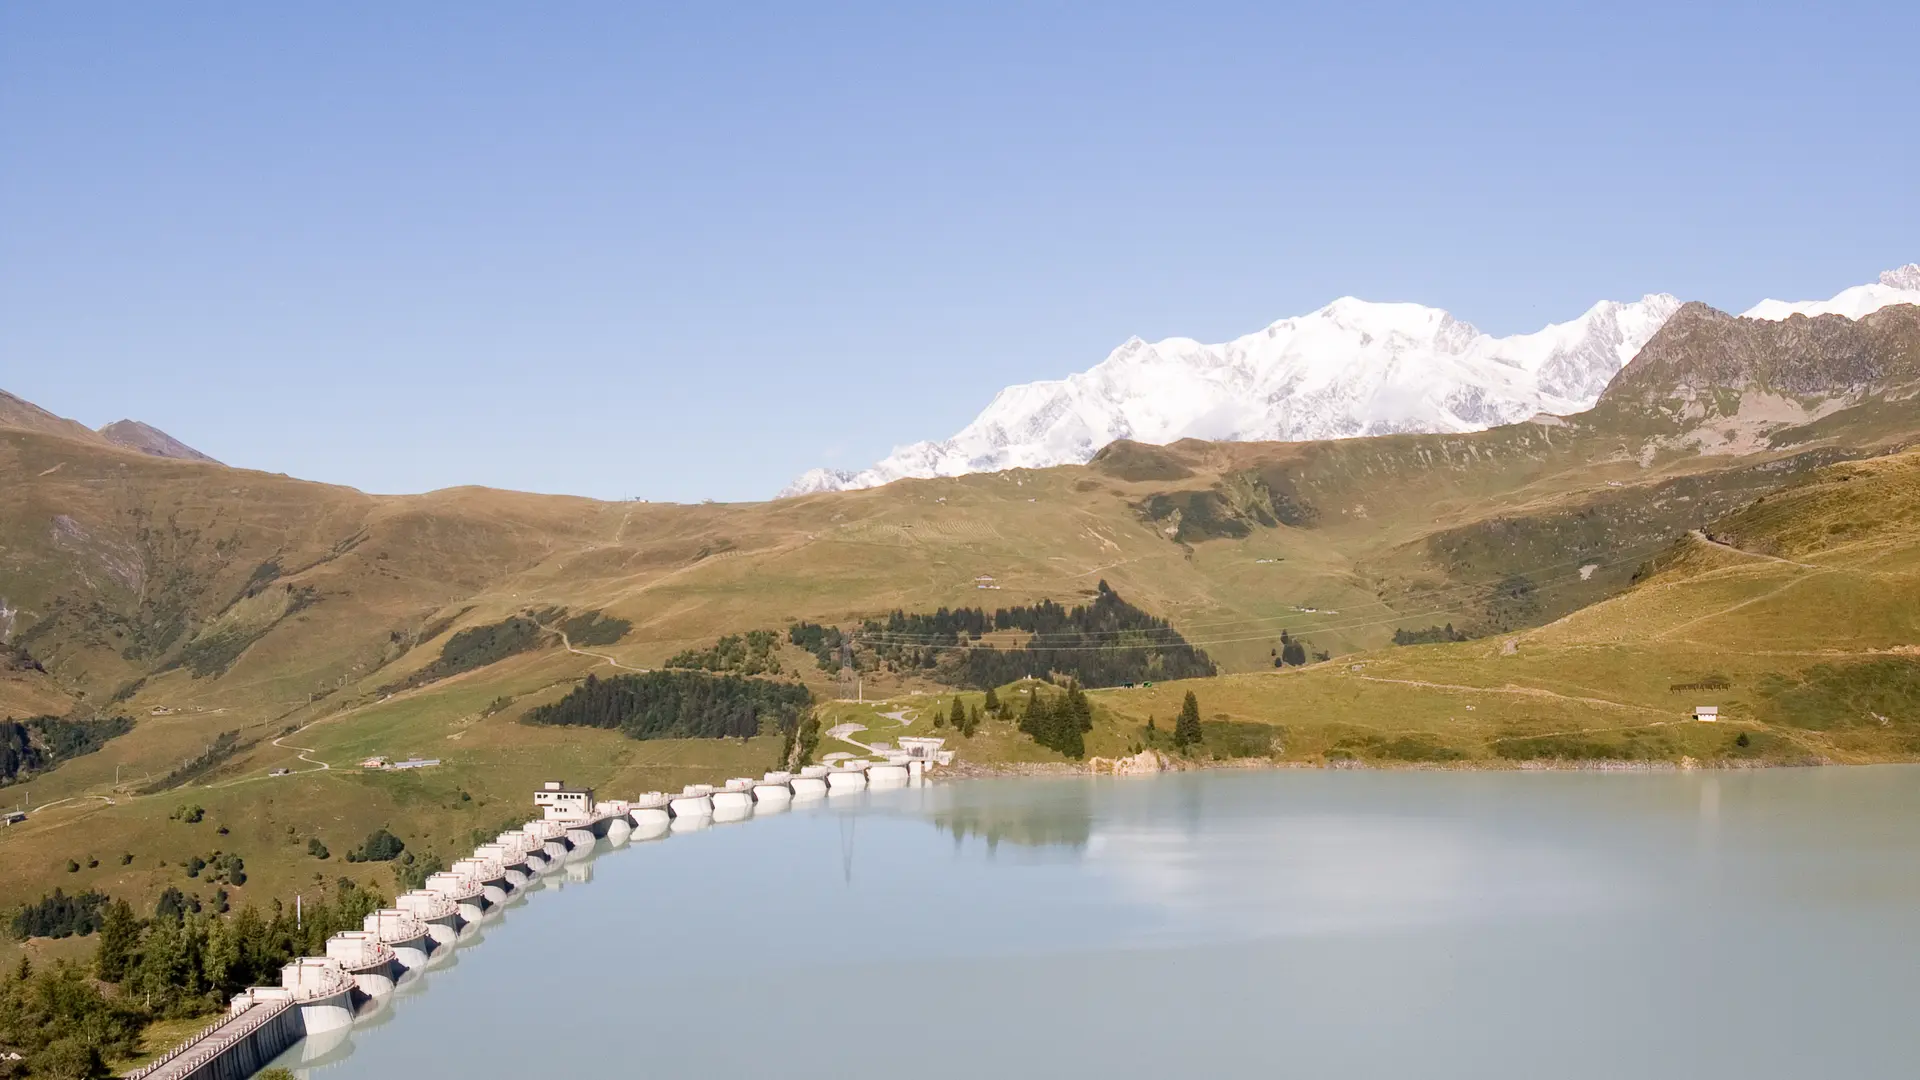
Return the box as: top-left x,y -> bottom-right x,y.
230,905 -> 269,987
1065,681 -> 1093,732
963,705 -> 981,738
203,915 -> 240,996
1019,685 -> 1044,735
950,696 -> 966,728
983,686 -> 1000,716
132,915 -> 189,1011
94,899 -> 139,983
1014,686 -> 1084,759
1055,712 -> 1085,758
1174,691 -> 1203,751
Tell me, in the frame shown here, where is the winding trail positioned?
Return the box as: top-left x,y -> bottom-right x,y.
1655,573 -> 1823,641
549,625 -> 646,672
271,730 -> 331,772
26,794 -> 114,817
1688,530 -> 1824,570
1352,675 -> 1660,715
824,723 -> 877,752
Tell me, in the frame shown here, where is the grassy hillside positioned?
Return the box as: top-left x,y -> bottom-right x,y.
1082,448 -> 1920,768
4,303 -> 1920,929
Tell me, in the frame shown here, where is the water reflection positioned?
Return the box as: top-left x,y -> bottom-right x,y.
924,780 -> 1094,853
265,769 -> 1920,1080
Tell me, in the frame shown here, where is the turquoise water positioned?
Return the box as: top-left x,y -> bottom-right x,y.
273,767 -> 1920,1078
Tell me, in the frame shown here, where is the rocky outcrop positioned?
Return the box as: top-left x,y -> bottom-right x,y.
97,420 -> 220,464
2,644 -> 45,673
1598,302 -> 1920,414
1087,749 -> 1173,775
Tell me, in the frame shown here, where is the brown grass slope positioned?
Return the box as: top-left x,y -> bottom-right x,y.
3,303 -> 1920,915
96,419 -> 220,463
1082,446 -> 1920,769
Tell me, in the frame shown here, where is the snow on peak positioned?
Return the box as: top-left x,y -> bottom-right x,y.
1881,264 -> 1920,291
1741,264 -> 1920,321
778,291 -> 1682,497
780,265 -> 1918,498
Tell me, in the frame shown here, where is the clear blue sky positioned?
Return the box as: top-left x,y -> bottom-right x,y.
3,2 -> 1915,502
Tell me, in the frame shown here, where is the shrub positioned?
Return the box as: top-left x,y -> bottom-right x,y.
394,851 -> 446,892
347,828 -> 405,863
667,630 -> 784,675
1393,624 -> 1471,646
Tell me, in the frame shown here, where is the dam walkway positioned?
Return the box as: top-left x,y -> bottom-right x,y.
128,997 -> 296,1080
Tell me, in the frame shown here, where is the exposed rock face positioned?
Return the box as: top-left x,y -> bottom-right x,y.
1087,749 -> 1172,775
3,643 -> 44,673
1600,302 -> 1920,410
97,420 -> 220,464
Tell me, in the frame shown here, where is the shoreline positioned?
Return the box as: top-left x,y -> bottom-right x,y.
940,750 -> 1866,781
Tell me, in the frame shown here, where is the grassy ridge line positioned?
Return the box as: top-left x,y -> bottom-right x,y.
6,402 -> 1920,926
1,401 -> 1860,729
7,516 -> 1915,926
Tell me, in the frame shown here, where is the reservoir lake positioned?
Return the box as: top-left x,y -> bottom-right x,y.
272,767 -> 1920,1079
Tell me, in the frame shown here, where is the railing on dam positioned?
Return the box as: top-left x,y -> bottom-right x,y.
125,998 -> 294,1080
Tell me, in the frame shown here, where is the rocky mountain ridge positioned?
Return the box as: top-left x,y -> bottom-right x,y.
788,265 -> 1920,496
0,391 -> 216,465
97,419 -> 220,463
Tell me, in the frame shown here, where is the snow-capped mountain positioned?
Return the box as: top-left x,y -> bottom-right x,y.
1742,264 -> 1920,321
781,295 -> 1679,496
782,266 -> 1920,497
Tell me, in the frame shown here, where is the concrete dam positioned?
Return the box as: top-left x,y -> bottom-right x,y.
125,745 -> 951,1080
